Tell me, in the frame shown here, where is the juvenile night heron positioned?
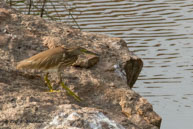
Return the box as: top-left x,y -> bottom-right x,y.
17,46 -> 98,101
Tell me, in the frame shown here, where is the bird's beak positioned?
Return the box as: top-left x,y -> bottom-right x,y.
85,50 -> 99,56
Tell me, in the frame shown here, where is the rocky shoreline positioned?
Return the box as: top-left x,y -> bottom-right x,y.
0,1 -> 161,129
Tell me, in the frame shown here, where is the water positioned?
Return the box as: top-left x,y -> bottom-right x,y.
12,0 -> 193,128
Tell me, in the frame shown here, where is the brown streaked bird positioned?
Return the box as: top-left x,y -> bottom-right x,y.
17,46 -> 98,101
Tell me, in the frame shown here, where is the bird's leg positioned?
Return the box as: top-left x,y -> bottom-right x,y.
58,71 -> 81,102
44,73 -> 60,92
44,72 -> 54,92
60,82 -> 82,102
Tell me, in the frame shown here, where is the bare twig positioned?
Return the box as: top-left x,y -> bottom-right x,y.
40,0 -> 47,17
28,0 -> 32,15
48,0 -> 61,21
62,2 -> 81,30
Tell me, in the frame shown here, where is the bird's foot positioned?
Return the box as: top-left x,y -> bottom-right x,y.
48,89 -> 61,92
60,82 -> 82,102
44,73 -> 56,92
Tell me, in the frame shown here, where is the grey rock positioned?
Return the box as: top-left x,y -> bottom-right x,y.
0,1 -> 161,129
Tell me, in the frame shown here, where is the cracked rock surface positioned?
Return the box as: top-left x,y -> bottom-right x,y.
0,1 -> 161,129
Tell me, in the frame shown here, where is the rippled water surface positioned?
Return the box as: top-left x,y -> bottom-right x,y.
13,0 -> 193,129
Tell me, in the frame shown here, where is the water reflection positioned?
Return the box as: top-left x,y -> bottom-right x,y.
12,0 -> 193,129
